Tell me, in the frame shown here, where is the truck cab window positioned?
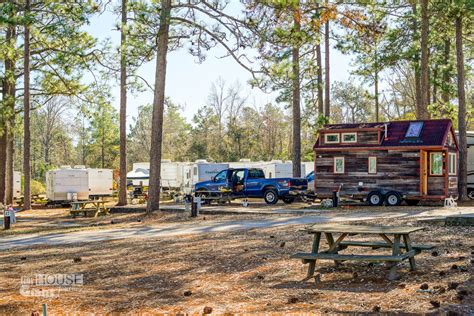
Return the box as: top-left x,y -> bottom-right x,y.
214,170 -> 227,181
248,169 -> 265,179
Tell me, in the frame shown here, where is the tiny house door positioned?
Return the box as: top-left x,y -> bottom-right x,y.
420,150 -> 428,195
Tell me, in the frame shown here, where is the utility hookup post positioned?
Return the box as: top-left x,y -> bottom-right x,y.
4,208 -> 11,230
191,196 -> 201,217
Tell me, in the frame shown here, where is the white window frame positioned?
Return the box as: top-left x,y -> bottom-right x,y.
325,133 -> 340,144
368,156 -> 377,174
448,152 -> 457,175
341,132 -> 357,143
429,152 -> 443,176
334,157 -> 345,174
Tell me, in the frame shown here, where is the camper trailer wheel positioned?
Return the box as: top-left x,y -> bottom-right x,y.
385,191 -> 402,206
264,189 -> 279,205
468,189 -> 474,200
367,191 -> 384,206
282,196 -> 295,204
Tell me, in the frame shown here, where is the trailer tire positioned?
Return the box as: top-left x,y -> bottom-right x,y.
282,196 -> 295,204
385,191 -> 402,206
468,189 -> 474,200
405,199 -> 420,206
264,189 -> 279,205
367,191 -> 384,206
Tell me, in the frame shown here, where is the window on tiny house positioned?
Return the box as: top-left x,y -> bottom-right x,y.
342,132 -> 357,143
405,121 -> 424,138
448,153 -> 457,175
368,156 -> 377,174
334,157 -> 344,173
430,152 -> 443,176
325,133 -> 340,144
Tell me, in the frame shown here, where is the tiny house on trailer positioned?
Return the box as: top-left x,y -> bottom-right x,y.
313,119 -> 459,206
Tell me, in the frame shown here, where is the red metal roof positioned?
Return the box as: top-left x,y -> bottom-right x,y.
314,119 -> 456,149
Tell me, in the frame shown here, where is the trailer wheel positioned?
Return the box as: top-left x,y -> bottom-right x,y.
282,196 -> 295,204
468,189 -> 474,200
405,199 -> 420,206
385,191 -> 402,206
367,191 -> 384,206
264,189 -> 279,205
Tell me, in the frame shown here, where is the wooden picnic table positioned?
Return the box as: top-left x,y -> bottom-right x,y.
70,200 -> 109,218
291,223 -> 434,281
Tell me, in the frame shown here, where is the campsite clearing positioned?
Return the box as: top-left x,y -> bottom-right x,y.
0,204 -> 472,314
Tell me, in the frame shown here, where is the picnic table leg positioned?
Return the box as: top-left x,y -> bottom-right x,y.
304,232 -> 321,281
402,234 -> 417,271
325,233 -> 344,266
388,234 -> 401,280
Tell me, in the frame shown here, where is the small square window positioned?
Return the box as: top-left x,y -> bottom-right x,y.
430,152 -> 443,176
368,157 -> 377,174
405,122 -> 424,138
325,133 -> 340,144
334,157 -> 344,174
448,153 -> 457,175
342,133 -> 357,143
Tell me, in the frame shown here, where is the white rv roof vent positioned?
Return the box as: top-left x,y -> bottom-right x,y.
73,165 -> 86,169
239,158 -> 251,162
195,159 -> 208,163
161,159 -> 171,163
60,165 -> 72,169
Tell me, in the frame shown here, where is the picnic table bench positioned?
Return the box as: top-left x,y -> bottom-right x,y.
70,200 -> 109,218
291,223 -> 434,281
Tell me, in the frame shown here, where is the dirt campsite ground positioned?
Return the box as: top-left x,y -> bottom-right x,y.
0,203 -> 473,314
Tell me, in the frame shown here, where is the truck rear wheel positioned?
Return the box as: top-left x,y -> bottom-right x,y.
264,189 -> 279,205
367,191 -> 384,206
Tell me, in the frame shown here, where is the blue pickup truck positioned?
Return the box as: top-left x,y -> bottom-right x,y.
194,168 -> 308,204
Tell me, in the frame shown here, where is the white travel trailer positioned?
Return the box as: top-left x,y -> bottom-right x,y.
88,168 -> 114,196
127,160 -> 183,189
228,159 -> 264,169
181,160 -> 229,194
302,161 -> 314,176
259,161 -> 306,179
46,167 -> 89,202
13,171 -> 21,199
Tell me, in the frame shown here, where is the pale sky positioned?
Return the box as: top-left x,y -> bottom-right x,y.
85,4 -> 355,123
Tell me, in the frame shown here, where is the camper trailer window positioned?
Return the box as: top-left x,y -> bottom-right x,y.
448,153 -> 457,175
368,157 -> 377,174
334,157 -> 345,174
325,133 -> 340,144
342,133 -> 357,143
430,152 -> 443,176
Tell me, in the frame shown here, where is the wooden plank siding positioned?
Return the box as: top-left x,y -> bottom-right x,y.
314,150 -> 420,198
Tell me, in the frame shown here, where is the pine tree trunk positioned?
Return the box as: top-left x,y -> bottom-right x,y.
455,15 -> 467,201
292,1 -> 301,178
442,39 -> 450,104
316,43 -> 323,116
324,0 -> 330,118
411,3 -> 422,112
374,71 -> 379,122
147,0 -> 171,213
118,0 -> 128,206
5,135 -> 14,204
419,0 -> 430,119
23,0 -> 31,210
0,130 -> 6,204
